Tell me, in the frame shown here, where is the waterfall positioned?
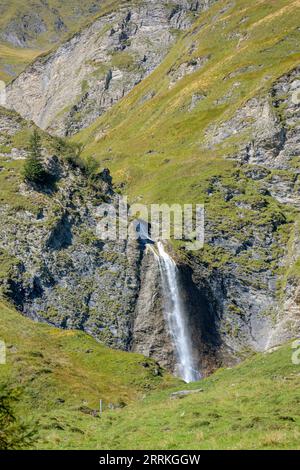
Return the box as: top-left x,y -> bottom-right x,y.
151,242 -> 201,383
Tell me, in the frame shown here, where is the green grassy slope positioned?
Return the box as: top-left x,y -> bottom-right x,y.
1,302 -> 298,450
0,0 -> 125,82
92,342 -> 300,450
76,0 -> 300,205
0,44 -> 40,82
74,0 -> 300,288
0,300 -> 178,449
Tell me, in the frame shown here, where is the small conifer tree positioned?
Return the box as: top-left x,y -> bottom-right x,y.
23,130 -> 47,184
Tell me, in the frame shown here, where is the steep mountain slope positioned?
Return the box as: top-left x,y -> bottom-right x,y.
72,0 -> 300,355
0,106 -> 220,376
5,0 -> 214,135
77,0 -> 300,202
0,1 -> 300,451
3,0 -> 300,371
0,0 -> 123,82
0,106 -> 141,350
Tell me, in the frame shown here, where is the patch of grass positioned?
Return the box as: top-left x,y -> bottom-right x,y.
0,44 -> 40,82
290,259 -> 300,278
0,300 -> 178,449
1,300 -> 298,450
2,311 -> 297,450
0,158 -> 38,212
111,51 -> 139,72
0,249 -> 18,282
79,342 -> 300,450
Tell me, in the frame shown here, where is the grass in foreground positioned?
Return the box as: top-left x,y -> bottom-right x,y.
1,299 -> 299,449
0,300 -> 178,449
61,341 -> 300,450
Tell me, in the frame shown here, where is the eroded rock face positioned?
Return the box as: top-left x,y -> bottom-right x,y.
131,246 -> 221,376
5,0 -> 216,136
131,248 -> 172,366
206,67 -> 300,209
0,187 -> 143,349
188,67 -> 300,359
0,109 -> 141,350
1,13 -> 47,48
168,55 -> 210,88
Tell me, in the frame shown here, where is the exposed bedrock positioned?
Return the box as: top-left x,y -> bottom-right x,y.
5,0 -> 216,136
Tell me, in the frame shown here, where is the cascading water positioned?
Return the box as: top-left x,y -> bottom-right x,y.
150,242 -> 200,383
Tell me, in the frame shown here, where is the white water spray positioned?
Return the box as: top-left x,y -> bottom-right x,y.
151,242 -> 200,383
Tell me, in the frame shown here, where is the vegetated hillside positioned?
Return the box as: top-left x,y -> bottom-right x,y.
77,0 -> 300,205
2,0 -> 300,371
74,0 -> 300,353
0,43 -> 40,83
91,342 -> 300,450
2,321 -> 298,450
5,0 -> 209,136
0,106 -> 219,377
0,106 -> 148,355
0,300 -> 178,449
0,0 -> 124,82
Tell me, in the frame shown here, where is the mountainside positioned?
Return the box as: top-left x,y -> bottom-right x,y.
1,0 -> 300,452
76,0 -> 300,354
5,0 -> 212,136
74,0 -> 300,352
0,106 -> 220,376
0,299 -> 177,449
0,0 -> 124,82
2,0 -> 300,374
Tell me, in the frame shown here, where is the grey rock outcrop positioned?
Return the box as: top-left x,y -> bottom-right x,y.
132,245 -> 221,375
5,0 -> 216,136
188,66 -> 300,360
0,109 -> 142,350
1,13 -> 47,48
0,1 -> 105,50
170,389 -> 203,398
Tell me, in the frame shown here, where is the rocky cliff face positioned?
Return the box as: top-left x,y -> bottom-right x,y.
185,66 -> 300,361
0,81 -> 299,377
1,0 -> 299,380
5,0 -> 215,136
134,66 -> 300,372
0,108 -> 142,350
0,106 -> 224,377
132,246 -> 221,376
